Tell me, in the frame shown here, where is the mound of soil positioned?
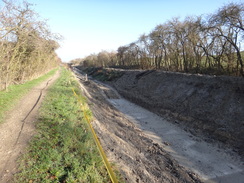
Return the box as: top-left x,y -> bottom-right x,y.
109,70 -> 244,156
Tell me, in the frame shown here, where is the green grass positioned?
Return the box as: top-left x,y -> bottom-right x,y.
13,68 -> 119,183
0,68 -> 58,123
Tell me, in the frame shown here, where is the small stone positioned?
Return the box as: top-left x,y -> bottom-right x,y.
164,142 -> 170,146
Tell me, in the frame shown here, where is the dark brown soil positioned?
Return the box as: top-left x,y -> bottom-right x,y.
110,70 -> 244,157
75,76 -> 203,183
74,67 -> 244,182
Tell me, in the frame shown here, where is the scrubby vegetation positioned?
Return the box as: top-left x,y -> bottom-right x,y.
0,68 -> 57,123
0,1 -> 61,91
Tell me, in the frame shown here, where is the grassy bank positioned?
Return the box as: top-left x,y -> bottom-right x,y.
0,68 -> 58,123
14,68 -> 117,182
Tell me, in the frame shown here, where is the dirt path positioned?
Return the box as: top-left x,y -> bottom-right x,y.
0,70 -> 59,183
74,70 -> 244,183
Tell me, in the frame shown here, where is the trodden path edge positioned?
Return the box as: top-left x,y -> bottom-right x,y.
0,70 -> 60,183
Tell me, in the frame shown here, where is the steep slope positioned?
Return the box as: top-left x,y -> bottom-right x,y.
111,70 -> 244,156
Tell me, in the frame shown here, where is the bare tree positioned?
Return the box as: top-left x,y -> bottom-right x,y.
209,3 -> 244,75
0,0 -> 61,90
76,2 -> 243,76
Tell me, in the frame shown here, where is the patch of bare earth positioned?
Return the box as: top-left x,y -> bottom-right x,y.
74,73 -> 202,183
73,68 -> 243,183
0,71 -> 59,183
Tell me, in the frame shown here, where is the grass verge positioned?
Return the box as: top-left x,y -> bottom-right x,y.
0,68 -> 58,123
14,68 -> 120,183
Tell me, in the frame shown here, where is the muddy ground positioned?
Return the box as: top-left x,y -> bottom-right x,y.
78,67 -> 243,157
73,66 -> 244,182
110,70 -> 244,158
74,73 -> 202,183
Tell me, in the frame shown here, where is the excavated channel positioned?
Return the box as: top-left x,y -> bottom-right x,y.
73,69 -> 243,183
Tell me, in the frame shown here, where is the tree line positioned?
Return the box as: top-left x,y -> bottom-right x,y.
0,0 -> 61,91
75,2 -> 243,76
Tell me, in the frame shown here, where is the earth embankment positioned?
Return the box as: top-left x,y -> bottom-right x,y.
78,67 -> 244,156
111,70 -> 244,156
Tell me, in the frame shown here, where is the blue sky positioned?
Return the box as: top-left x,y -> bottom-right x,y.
20,0 -> 242,62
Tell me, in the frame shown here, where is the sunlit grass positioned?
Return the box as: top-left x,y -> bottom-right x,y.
13,68 -> 120,182
0,68 -> 58,124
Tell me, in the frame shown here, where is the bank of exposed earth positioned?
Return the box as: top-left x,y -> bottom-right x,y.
74,66 -> 244,182
78,67 -> 244,157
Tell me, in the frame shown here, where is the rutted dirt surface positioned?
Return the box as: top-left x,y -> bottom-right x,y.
74,74 -> 203,183
0,71 -> 59,183
74,67 -> 244,183
111,70 -> 244,156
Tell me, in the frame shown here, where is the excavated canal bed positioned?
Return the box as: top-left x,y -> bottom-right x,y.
73,68 -> 244,183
